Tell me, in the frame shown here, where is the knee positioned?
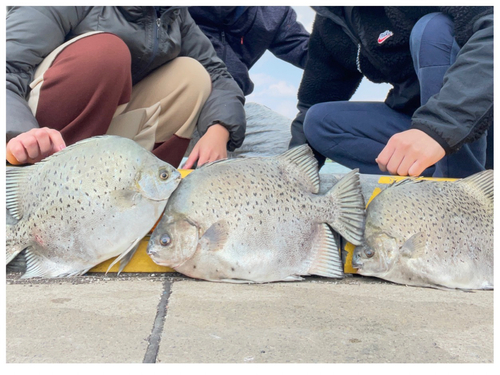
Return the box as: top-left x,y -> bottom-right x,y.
51,33 -> 131,88
303,103 -> 330,151
170,57 -> 211,100
78,33 -> 131,82
410,12 -> 456,65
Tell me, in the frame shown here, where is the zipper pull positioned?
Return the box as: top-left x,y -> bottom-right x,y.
156,18 -> 161,38
241,36 -> 244,45
356,44 -> 362,73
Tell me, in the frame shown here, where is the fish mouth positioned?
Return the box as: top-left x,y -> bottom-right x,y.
351,248 -> 363,269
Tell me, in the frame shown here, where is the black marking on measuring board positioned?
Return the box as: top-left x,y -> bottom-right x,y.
143,279 -> 172,363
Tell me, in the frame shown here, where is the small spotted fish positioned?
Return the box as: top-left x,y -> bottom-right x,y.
147,145 -> 365,283
352,170 -> 493,290
6,135 -> 181,278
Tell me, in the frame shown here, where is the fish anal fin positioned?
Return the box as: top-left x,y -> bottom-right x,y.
21,248 -> 71,278
307,223 -> 344,278
198,220 -> 230,252
401,232 -> 428,258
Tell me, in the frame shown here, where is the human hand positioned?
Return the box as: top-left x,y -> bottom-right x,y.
6,127 -> 66,165
183,124 -> 229,169
376,129 -> 445,176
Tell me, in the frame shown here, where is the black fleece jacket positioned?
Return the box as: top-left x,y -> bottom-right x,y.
290,6 -> 493,156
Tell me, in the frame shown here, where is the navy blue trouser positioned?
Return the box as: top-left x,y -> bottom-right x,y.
303,12 -> 488,178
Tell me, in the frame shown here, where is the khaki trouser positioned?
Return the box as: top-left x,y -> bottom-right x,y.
28,31 -> 212,166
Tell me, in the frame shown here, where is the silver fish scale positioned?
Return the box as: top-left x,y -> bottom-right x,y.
7,136 -> 180,277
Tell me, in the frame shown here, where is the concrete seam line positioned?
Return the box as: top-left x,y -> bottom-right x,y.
143,279 -> 172,363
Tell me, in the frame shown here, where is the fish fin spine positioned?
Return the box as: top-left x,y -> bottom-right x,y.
457,169 -> 493,202
6,167 -> 31,220
307,223 -> 344,278
277,144 -> 320,193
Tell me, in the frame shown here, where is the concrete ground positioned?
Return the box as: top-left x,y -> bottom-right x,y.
6,271 -> 494,364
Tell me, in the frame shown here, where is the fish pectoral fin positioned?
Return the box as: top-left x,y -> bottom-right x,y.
106,237 -> 142,275
401,232 -> 428,258
306,223 -> 344,278
198,220 -> 230,252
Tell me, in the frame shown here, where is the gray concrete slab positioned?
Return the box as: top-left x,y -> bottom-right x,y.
6,274 -> 494,364
158,278 -> 493,363
6,277 -> 164,363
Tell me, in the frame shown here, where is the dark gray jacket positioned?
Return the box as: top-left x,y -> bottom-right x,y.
6,6 -> 246,151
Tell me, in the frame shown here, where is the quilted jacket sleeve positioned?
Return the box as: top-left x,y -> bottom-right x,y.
6,6 -> 87,141
178,9 -> 246,151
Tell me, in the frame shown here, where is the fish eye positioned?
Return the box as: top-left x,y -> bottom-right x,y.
159,234 -> 171,246
364,248 -> 375,258
159,169 -> 169,180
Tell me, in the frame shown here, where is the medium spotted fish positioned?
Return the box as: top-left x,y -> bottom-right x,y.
352,170 -> 493,290
147,145 -> 365,283
6,135 -> 181,278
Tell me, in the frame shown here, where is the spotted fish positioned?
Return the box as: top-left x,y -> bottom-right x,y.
147,145 -> 365,283
6,135 -> 181,278
352,170 -> 493,290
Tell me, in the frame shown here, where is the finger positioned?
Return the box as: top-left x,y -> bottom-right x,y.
21,134 -> 42,160
385,148 -> 406,175
46,128 -> 66,152
182,148 -> 199,169
6,139 -> 28,165
376,145 -> 395,172
32,129 -> 52,158
408,159 -> 427,177
396,155 -> 415,177
195,150 -> 211,167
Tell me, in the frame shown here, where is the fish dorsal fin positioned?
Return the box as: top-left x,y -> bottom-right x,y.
277,144 -> 320,193
400,232 -> 428,258
306,223 -> 343,278
6,166 -> 32,220
456,169 -> 493,202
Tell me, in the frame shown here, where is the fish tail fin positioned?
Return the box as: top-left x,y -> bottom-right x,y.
307,223 -> 344,278
6,224 -> 26,265
326,169 -> 365,246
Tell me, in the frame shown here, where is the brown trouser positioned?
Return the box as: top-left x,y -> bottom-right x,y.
28,32 -> 211,167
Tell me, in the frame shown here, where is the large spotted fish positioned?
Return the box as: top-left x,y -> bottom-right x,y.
352,170 -> 493,290
147,145 -> 365,283
6,135 -> 181,278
